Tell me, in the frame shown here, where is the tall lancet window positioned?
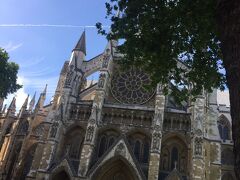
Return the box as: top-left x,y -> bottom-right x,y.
98,136 -> 107,158
18,121 -> 29,135
171,147 -> 178,170
20,144 -> 37,179
134,140 -> 141,161
143,142 -> 149,163
218,116 -> 231,141
69,134 -> 83,159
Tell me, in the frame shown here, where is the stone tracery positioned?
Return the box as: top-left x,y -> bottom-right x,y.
111,68 -> 155,104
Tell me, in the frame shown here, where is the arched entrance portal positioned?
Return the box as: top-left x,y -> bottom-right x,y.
52,170 -> 70,180
93,158 -> 139,180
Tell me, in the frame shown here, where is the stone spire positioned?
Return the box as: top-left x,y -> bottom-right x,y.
18,95 -> 29,117
73,31 -> 86,55
35,85 -> 47,110
21,95 -> 29,110
6,97 -> 16,117
29,92 -> 36,112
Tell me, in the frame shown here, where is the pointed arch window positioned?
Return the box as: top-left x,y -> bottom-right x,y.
20,144 -> 37,179
128,133 -> 150,164
223,126 -> 229,140
218,124 -> 222,139
69,135 -> 83,159
6,142 -> 23,180
134,140 -> 141,161
18,121 -> 29,135
143,142 -> 149,163
218,116 -> 231,141
5,122 -> 13,135
108,136 -> 115,148
98,136 -> 107,158
171,147 -> 178,170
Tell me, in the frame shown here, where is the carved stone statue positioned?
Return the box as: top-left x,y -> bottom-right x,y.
157,84 -> 164,94
194,137 -> 202,156
102,54 -> 110,68
98,73 -> 106,88
86,125 -> 94,142
115,143 -> 126,156
50,121 -> 59,138
152,132 -> 161,151
65,65 -> 74,86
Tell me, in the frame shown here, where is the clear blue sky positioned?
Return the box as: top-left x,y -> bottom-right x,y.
0,0 -> 110,109
0,0 -> 230,109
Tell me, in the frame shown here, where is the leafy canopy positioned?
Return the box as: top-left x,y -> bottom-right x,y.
0,48 -> 22,98
97,0 -> 225,102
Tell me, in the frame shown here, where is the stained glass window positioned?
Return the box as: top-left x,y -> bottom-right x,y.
111,69 -> 155,104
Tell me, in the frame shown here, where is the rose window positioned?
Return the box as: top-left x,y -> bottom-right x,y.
111,69 -> 155,104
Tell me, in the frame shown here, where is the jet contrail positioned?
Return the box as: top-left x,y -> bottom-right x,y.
0,24 -> 110,28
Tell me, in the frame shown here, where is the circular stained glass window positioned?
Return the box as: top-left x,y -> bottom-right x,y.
111,68 -> 155,104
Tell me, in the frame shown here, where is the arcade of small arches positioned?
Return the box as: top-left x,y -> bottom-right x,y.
48,125 -> 190,180
10,114 -> 233,180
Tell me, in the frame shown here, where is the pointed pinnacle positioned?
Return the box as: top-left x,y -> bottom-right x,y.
9,97 -> 16,110
31,92 -> 36,103
22,95 -> 29,108
73,31 -> 86,55
43,84 -> 47,95
29,92 -> 36,112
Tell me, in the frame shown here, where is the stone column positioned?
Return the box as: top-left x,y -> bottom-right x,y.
148,84 -> 165,180
78,45 -> 113,176
205,89 -> 221,180
36,60 -> 81,179
189,94 -> 205,180
35,115 -> 63,180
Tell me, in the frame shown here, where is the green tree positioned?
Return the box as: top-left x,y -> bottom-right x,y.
0,48 -> 22,99
97,0 -> 240,178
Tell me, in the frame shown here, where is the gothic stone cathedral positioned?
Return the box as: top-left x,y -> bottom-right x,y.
0,32 -> 236,180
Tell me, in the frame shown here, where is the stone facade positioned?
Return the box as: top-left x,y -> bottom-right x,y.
0,32 -> 236,180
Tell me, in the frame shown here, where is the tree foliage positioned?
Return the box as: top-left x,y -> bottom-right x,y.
97,0 -> 226,102
0,48 -> 22,98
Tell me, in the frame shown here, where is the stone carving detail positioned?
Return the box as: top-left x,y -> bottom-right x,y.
65,65 -> 74,86
111,68 -> 155,104
98,73 -> 106,88
194,137 -> 203,156
154,124 -> 161,131
50,121 -> 59,138
157,83 -> 164,94
152,132 -> 161,151
115,142 -> 126,156
17,121 -> 29,135
102,54 -> 110,68
154,112 -> 163,125
86,125 -> 94,142
195,115 -> 203,130
32,124 -> 45,137
195,129 -> 202,136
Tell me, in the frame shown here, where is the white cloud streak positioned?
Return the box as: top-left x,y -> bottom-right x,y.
0,24 -> 110,28
5,77 -> 29,111
1,42 -> 23,52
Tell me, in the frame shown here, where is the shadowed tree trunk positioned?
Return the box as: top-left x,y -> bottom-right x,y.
216,0 -> 240,178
